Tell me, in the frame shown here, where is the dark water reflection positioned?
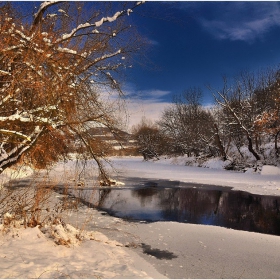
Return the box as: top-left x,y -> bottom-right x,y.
67,178 -> 280,236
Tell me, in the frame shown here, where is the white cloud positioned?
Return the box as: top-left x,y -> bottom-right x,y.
129,89 -> 170,100
96,84 -> 172,131
126,98 -> 171,130
122,87 -> 172,130
198,2 -> 280,42
125,98 -> 215,131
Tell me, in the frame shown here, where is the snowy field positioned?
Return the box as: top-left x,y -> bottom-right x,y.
109,156 -> 280,196
0,156 -> 280,278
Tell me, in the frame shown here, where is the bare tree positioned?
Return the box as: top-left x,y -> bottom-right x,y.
158,88 -> 215,157
210,75 -> 262,161
0,1 -> 144,181
132,117 -> 167,160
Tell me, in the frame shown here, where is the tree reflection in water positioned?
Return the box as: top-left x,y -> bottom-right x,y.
131,186 -> 280,236
73,181 -> 280,236
132,187 -> 158,207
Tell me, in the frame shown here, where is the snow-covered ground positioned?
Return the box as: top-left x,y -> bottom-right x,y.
0,156 -> 280,278
0,216 -> 164,278
109,156 -> 280,196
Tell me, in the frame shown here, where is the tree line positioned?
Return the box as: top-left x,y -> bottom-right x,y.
133,68 -> 280,168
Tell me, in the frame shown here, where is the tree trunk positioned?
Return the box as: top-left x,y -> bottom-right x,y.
214,123 -> 227,161
247,135 -> 260,160
235,144 -> 244,159
275,131 -> 280,158
255,134 -> 259,151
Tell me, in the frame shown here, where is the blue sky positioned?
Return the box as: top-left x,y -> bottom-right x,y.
123,1 -> 280,126
9,1 -> 280,127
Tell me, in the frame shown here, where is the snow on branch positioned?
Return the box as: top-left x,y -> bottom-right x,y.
33,1 -> 64,27
29,105 -> 58,114
0,110 -> 58,126
0,113 -> 31,123
57,47 -> 77,55
56,15 -> 120,43
0,93 -> 13,107
82,49 -> 122,72
213,91 -> 250,134
2,44 -> 25,52
0,70 -> 10,76
0,127 -> 45,170
55,2 -> 144,44
0,129 -> 31,141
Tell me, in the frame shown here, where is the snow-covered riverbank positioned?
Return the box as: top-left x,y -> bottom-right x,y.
0,156 -> 280,278
108,156 -> 280,196
0,221 -> 165,279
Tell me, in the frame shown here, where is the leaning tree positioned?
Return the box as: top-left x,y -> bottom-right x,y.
0,1 -> 144,181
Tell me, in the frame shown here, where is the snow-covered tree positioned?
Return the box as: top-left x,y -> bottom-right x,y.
158,88 -> 216,157
210,70 -> 280,161
0,1 -> 144,180
211,75 -> 262,161
254,71 -> 280,157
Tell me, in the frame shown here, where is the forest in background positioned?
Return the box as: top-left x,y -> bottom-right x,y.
132,68 -> 280,171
